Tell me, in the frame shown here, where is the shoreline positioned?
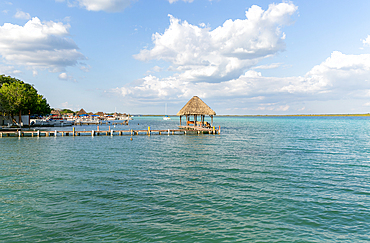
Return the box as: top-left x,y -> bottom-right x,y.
134,113 -> 370,117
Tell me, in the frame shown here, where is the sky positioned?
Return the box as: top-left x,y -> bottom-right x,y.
0,0 -> 370,115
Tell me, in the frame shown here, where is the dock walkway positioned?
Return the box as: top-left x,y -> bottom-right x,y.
0,127 -> 220,138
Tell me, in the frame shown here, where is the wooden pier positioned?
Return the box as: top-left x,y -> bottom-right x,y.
0,126 -> 220,138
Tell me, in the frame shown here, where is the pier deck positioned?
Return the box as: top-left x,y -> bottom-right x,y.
0,127 -> 220,138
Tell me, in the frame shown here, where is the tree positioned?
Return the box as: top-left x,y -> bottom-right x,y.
60,109 -> 75,115
0,75 -> 51,124
0,74 -> 19,86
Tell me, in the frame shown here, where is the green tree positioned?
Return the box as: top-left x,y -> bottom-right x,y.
0,75 -> 51,123
60,109 -> 75,115
0,74 -> 20,86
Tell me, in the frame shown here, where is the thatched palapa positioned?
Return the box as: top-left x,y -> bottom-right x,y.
177,96 -> 216,129
96,111 -> 105,117
77,109 -> 87,116
51,109 -> 61,117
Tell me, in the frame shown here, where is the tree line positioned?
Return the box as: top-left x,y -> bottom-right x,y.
0,75 -> 51,122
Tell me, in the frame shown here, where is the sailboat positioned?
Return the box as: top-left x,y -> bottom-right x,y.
163,103 -> 171,120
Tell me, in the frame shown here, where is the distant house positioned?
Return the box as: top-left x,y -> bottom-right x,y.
51,109 -> 61,117
77,109 -> 87,116
96,111 -> 105,117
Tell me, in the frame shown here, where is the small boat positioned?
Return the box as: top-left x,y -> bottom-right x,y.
163,103 -> 171,120
30,118 -> 74,127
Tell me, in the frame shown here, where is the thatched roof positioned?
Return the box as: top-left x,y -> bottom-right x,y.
77,108 -> 87,116
177,96 -> 216,116
96,111 -> 104,117
51,110 -> 61,116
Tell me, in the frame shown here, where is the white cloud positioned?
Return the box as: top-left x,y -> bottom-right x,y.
115,51 -> 370,112
14,10 -> 31,20
0,17 -> 86,72
58,72 -> 68,80
58,72 -> 76,82
112,2 -> 370,113
363,35 -> 370,47
0,65 -> 21,75
252,63 -> 282,70
134,2 -> 297,83
58,0 -> 132,12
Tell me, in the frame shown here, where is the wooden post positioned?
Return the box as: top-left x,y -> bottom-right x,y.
92,130 -> 94,136
111,130 -> 114,136
55,130 -> 57,137
211,115 -> 213,127
148,126 -> 150,135
73,127 -> 75,136
37,130 -> 40,137
219,125 -> 221,134
19,110 -> 22,127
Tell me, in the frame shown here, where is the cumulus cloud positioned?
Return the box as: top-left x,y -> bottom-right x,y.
134,2 -> 297,83
58,0 -> 132,12
0,65 -> 21,75
0,17 -> 86,72
252,63 -> 282,70
14,10 -> 31,20
58,72 -> 76,82
114,2 -> 370,113
115,51 -> 370,112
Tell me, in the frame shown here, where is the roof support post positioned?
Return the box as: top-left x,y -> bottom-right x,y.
211,115 -> 213,127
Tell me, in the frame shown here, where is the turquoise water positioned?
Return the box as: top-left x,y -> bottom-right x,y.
1,116 -> 370,242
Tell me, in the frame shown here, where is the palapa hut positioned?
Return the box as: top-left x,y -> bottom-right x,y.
96,111 -> 105,117
51,109 -> 61,117
77,108 -> 87,116
177,96 -> 216,129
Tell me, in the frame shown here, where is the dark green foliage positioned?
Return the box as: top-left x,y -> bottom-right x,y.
60,109 -> 75,114
0,75 -> 51,118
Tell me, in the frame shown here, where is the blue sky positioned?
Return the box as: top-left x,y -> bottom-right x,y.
1,0 -> 370,115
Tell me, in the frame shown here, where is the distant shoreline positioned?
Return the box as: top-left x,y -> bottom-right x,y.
135,114 -> 370,117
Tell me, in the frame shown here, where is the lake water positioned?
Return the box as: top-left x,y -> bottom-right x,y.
1,116 -> 370,242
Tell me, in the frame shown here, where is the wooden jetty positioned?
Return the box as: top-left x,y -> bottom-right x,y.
0,126 -> 219,138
